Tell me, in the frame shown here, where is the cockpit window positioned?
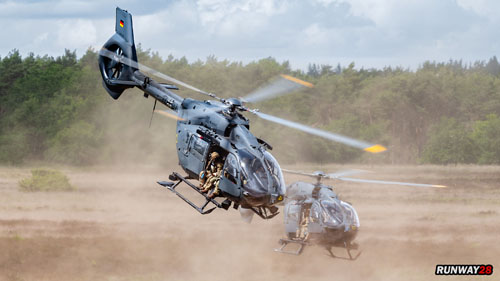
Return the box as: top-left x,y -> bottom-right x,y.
263,151 -> 286,195
238,149 -> 269,196
224,153 -> 239,184
320,200 -> 343,226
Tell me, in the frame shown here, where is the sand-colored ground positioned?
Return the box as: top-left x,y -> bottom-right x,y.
0,164 -> 498,281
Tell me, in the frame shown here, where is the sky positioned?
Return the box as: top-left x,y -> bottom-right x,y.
1,0 -> 499,70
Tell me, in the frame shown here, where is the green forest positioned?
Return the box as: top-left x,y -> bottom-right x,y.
1,47 -> 500,166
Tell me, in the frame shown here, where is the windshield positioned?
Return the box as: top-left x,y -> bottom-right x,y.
320,200 -> 344,226
238,149 -> 269,196
341,201 -> 360,227
263,151 -> 286,196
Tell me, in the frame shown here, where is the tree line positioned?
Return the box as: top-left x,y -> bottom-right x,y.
1,47 -> 500,166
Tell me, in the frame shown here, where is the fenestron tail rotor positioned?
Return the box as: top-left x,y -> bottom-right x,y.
108,47 -> 124,79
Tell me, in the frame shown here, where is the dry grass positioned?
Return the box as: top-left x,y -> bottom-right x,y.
0,164 -> 499,281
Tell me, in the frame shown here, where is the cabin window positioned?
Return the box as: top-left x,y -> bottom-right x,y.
193,137 -> 207,155
183,133 -> 194,155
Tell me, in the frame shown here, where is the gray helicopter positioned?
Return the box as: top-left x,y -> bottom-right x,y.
98,8 -> 387,220
275,169 -> 446,259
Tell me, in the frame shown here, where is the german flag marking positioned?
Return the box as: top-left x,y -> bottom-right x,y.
119,20 -> 124,28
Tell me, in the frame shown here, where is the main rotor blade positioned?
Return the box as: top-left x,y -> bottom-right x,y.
253,112 -> 387,153
327,169 -> 370,178
281,168 -> 318,177
336,177 -> 447,188
242,74 -> 314,103
99,49 -> 217,99
283,168 -> 446,188
283,168 -> 370,179
154,109 -> 185,121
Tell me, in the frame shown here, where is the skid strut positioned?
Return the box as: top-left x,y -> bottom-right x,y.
158,172 -> 229,215
251,206 -> 280,220
274,238 -> 308,255
327,242 -> 362,261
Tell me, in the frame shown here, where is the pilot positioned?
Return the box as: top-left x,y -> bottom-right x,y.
199,152 -> 220,188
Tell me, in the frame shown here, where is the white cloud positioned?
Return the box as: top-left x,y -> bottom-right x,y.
0,0 -> 499,70
56,19 -> 97,50
34,32 -> 49,45
194,0 -> 286,36
341,0 -> 394,25
456,0 -> 500,22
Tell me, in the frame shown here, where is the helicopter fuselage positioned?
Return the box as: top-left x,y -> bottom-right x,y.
175,98 -> 285,208
284,182 -> 360,247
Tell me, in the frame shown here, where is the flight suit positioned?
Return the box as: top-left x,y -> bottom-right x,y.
199,152 -> 220,188
202,162 -> 223,197
297,208 -> 310,239
208,163 -> 224,198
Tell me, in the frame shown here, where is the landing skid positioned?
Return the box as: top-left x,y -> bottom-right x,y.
326,242 -> 362,261
274,238 -> 309,255
274,238 -> 361,260
158,172 -> 230,215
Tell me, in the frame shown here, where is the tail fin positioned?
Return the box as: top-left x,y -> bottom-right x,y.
98,7 -> 138,99
115,8 -> 135,47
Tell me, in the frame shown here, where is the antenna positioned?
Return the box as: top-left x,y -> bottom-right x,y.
149,99 -> 157,128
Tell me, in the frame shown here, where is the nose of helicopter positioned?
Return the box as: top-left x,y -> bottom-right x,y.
271,191 -> 285,204
237,149 -> 286,206
241,192 -> 285,208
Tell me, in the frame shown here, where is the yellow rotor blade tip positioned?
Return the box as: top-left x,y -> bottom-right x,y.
432,185 -> 447,188
364,144 -> 387,153
280,74 -> 314,88
155,110 -> 184,121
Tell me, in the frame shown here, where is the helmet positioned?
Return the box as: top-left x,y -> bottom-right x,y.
210,152 -> 219,159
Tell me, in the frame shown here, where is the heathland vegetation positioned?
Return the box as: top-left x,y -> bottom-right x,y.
1,47 -> 500,165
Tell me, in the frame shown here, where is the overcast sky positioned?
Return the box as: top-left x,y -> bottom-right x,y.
1,0 -> 499,70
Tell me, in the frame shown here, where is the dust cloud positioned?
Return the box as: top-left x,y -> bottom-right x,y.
0,164 -> 499,280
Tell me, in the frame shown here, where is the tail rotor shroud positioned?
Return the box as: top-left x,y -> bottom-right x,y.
98,7 -> 138,99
